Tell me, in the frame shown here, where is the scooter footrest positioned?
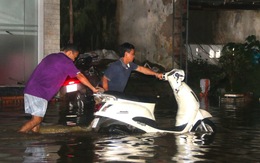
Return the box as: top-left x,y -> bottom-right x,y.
133,117 -> 157,128
162,124 -> 187,132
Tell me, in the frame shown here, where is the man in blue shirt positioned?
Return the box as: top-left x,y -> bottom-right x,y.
102,42 -> 163,92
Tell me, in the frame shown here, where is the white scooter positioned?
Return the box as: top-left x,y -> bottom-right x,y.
91,69 -> 216,134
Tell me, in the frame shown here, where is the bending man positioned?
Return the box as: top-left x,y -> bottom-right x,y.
18,44 -> 98,133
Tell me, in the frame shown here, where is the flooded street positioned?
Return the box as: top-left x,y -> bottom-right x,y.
1,95 -> 260,163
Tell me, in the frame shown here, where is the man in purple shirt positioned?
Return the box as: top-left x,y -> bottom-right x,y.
18,44 -> 98,133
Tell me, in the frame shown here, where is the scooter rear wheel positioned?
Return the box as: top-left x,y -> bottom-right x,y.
191,118 -> 216,133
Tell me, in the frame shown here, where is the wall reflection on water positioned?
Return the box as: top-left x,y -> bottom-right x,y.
1,97 -> 260,162
23,144 -> 60,163
97,133 -> 215,162
55,132 -> 215,162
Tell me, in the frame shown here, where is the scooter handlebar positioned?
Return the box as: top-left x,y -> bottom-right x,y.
96,86 -> 105,93
93,91 -> 117,101
162,73 -> 167,81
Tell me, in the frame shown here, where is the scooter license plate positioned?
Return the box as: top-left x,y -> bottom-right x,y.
92,118 -> 100,128
66,84 -> 77,93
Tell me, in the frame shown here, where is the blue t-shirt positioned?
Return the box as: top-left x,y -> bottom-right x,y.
24,52 -> 79,101
104,59 -> 138,92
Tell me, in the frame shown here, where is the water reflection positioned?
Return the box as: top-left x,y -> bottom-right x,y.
57,135 -> 95,162
1,98 -> 260,162
23,144 -> 60,163
219,102 -> 260,129
93,132 -> 215,162
95,135 -> 156,162
24,146 -> 47,162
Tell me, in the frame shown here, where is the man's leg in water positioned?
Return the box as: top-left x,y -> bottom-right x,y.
32,123 -> 41,133
19,94 -> 47,133
18,115 -> 43,133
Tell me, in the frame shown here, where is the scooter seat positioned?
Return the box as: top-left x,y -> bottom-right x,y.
104,91 -> 158,103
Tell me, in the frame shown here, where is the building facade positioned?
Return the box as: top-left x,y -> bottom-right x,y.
0,0 -> 60,85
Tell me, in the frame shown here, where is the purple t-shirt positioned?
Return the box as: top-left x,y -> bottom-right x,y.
104,59 -> 138,92
24,52 -> 79,101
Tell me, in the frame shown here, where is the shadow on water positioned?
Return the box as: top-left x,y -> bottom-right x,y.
1,92 -> 260,162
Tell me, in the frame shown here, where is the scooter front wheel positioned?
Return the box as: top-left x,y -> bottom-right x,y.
191,118 -> 216,133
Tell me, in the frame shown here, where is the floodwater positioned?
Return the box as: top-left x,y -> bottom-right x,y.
1,95 -> 260,163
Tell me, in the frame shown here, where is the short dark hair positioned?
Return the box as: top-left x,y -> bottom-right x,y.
119,42 -> 135,57
62,43 -> 79,53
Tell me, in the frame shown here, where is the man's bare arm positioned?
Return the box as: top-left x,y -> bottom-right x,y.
102,76 -> 109,91
76,72 -> 98,93
136,66 -> 163,79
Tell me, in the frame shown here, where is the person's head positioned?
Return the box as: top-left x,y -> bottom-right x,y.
119,42 -> 135,63
62,44 -> 79,61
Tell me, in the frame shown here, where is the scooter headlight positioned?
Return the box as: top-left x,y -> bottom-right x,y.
172,70 -> 185,81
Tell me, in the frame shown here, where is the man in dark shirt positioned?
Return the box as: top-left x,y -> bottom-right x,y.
102,42 -> 163,92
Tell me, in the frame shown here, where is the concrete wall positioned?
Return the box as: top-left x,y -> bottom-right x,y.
189,9 -> 260,44
117,0 -> 260,70
117,0 -> 175,69
44,0 -> 60,56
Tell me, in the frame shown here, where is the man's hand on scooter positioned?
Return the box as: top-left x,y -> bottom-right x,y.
155,73 -> 163,80
91,86 -> 104,93
92,87 -> 99,93
96,86 -> 105,93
